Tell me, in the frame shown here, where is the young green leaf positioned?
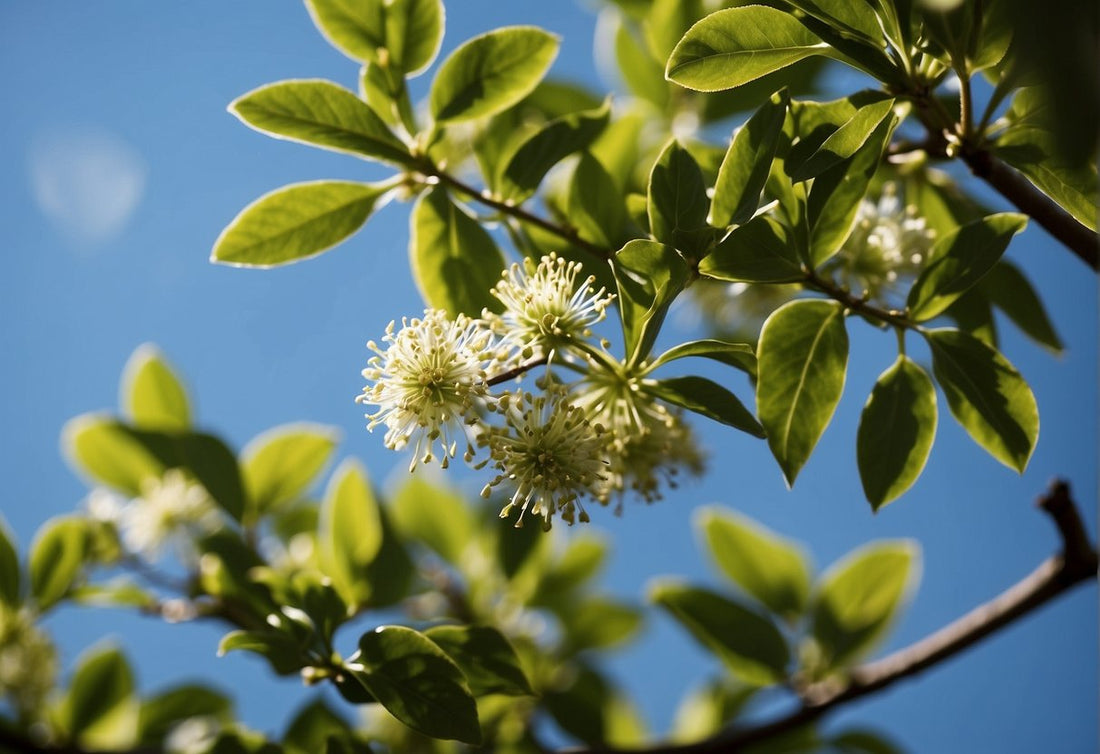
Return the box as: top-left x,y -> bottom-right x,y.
784,0 -> 885,44
925,329 -> 1039,472
29,516 -> 87,610
857,356 -> 938,509
612,240 -> 691,365
410,188 -> 505,317
63,414 -> 165,495
710,90 -> 788,228
382,0 -> 445,75
218,630 -> 304,676
359,64 -> 400,128
649,339 -> 757,376
121,344 -> 191,431
810,540 -> 918,670
979,261 -> 1064,353
647,140 -> 714,257
242,423 -> 339,515
212,181 -> 390,268
561,598 -> 645,652
304,0 -> 384,64
390,474 -> 474,567
699,215 -> 805,283
430,26 -> 559,124
757,300 -> 849,485
229,80 -> 412,166
306,0 -> 443,74
568,152 -> 628,250
666,6 -> 829,92
320,459 -> 382,610
347,626 -> 481,744
0,516 -> 21,607
425,625 -> 534,696
650,580 -> 790,686
646,376 -> 764,438
697,507 -> 812,619
790,98 -> 895,182
907,213 -> 1027,321
64,645 -> 139,750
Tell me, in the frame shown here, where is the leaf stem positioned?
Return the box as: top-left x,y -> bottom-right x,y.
802,269 -> 914,330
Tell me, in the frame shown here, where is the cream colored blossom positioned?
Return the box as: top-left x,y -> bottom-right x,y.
122,469 -> 219,558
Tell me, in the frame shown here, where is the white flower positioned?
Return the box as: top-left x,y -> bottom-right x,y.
488,253 -> 614,358
358,309 -> 500,470
480,388 -> 609,529
122,469 -> 219,559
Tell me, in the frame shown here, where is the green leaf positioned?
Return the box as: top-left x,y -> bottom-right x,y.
390,474 -> 474,567
65,645 -> 139,750
218,630 -> 304,676
666,6 -> 830,92
212,181 -> 389,268
320,459 -> 383,610
63,414 -> 165,495
121,344 -> 191,431
29,516 -> 87,610
925,328 -> 1039,472
498,99 -> 611,202
305,0 -> 384,64
647,140 -> 713,256
306,0 -> 443,75
561,598 -> 645,652
384,0 -> 445,76
425,625 -> 534,696
0,516 -> 20,607
348,626 -> 481,744
857,356 -> 937,510
613,13 -> 670,109
612,240 -> 691,365
907,213 -> 1027,321
430,26 -> 559,124
790,98 -> 895,182
711,90 -> 788,227
945,288 -> 997,348
644,0 -> 704,63
649,339 -> 757,376
979,261 -> 1064,353
543,664 -> 644,747
139,685 -> 233,745
69,581 -> 157,610
831,728 -> 905,754
532,534 -> 607,605
697,507 -> 812,619
756,300 -> 849,485
359,505 -> 415,609
229,80 -> 411,166
242,423 -> 339,515
785,0 -> 885,43
669,679 -> 756,744
410,188 -> 505,317
700,215 -> 804,284
646,376 -> 764,438
359,64 -> 399,128
811,541 -> 918,670
284,700 -> 351,754
650,580 -> 790,686
568,152 -> 628,249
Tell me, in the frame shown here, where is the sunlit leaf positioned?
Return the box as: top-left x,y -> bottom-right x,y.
65,645 -> 139,750
649,339 -> 757,376
29,516 -> 87,610
647,140 -> 714,256
646,376 -> 764,437
613,240 -> 691,365
700,215 -> 805,284
242,423 -> 339,515
122,344 -> 191,431
710,90 -> 788,227
320,459 -> 382,610
425,625 -> 534,696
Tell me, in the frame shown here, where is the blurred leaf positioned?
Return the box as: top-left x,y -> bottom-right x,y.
561,598 -> 644,652
613,14 -> 669,109
218,630 -> 304,676
359,63 -> 399,128
944,288 -> 997,348
650,580 -> 790,686
532,534 -> 607,606
229,80 -> 412,166
320,459 -> 382,610
29,516 -> 87,610
613,240 -> 691,365
212,181 -> 389,268
646,376 -> 764,437
591,112 -> 646,192
391,474 -> 474,567
711,90 -> 788,227
360,504 -> 415,608
65,645 -> 139,749
907,213 -> 1027,321
348,626 -> 481,744
284,700 -> 352,754
700,215 -> 805,284
122,344 -> 191,431
790,99 -> 895,182
925,328 -> 1039,472
69,581 -> 157,610
647,140 -> 714,257
0,516 -> 20,607
425,624 -> 534,696
243,423 -> 339,516
568,152 -> 628,250
411,188 -> 505,317
383,0 -> 445,76
543,664 -> 646,747
644,0 -> 704,63
670,680 -> 757,743
64,414 -> 164,495
857,356 -> 938,509
979,261 -> 1063,353
430,26 -> 559,124
139,685 -> 233,745
649,339 -> 757,376
831,728 -> 905,754
757,300 -> 849,485
698,507 -> 812,619
810,540 -> 918,670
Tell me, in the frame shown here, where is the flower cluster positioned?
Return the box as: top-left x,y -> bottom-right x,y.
359,254 -> 702,528
0,606 -> 58,717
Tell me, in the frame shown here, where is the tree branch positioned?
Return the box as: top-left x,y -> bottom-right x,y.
566,479 -> 1097,754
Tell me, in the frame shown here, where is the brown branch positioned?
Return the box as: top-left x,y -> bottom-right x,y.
803,270 -> 914,329
566,479 -> 1098,754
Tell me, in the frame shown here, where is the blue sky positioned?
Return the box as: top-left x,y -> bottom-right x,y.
1,3 -> 1095,751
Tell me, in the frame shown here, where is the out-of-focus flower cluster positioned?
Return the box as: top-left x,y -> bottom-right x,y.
357,253 -> 705,529
0,605 -> 58,718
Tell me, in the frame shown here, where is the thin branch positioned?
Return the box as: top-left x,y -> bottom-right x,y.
803,270 -> 914,329
566,479 -> 1097,754
488,357 -> 549,387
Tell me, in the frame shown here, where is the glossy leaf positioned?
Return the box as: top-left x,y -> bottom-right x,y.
320,459 -> 382,610
757,300 -> 849,485
218,631 -> 304,676
242,423 -> 339,515
430,26 -> 559,124
700,215 -> 804,283
650,580 -> 790,686
925,329 -> 1039,472
790,98 -> 895,182
612,240 -> 691,365
785,0 -> 884,43
391,474 -> 474,567
666,6 -> 829,92
0,516 -> 20,607
229,80 -> 411,166
65,645 -> 139,749
568,152 -> 628,249
698,507 -> 812,619
647,140 -> 713,256
710,90 -> 788,227
649,339 -> 757,376
425,625 -> 534,696
857,356 -> 937,509
348,626 -> 481,744
811,541 -> 918,669
908,213 -> 1027,321
979,261 -> 1064,353
122,344 -> 191,431
647,376 -> 764,437
29,516 -> 87,610
213,181 -> 389,268
411,188 -> 504,317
